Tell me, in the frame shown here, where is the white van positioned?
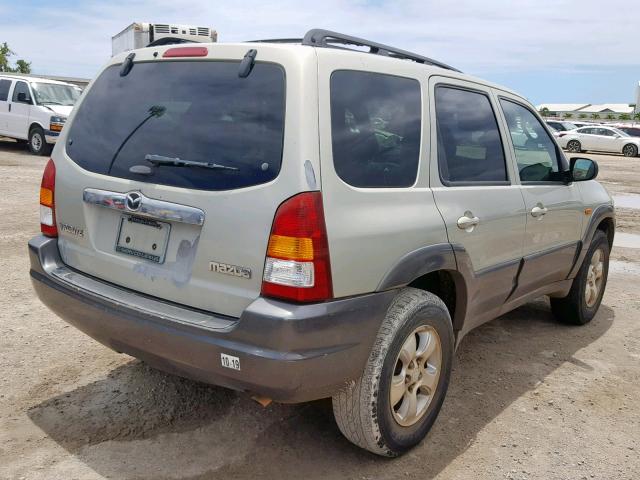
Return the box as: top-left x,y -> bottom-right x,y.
0,75 -> 81,155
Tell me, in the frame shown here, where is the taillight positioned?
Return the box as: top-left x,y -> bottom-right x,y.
40,159 -> 57,237
261,192 -> 333,303
558,132 -> 567,138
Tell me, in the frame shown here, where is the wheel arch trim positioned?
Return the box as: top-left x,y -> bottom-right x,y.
567,203 -> 615,279
376,243 -> 470,333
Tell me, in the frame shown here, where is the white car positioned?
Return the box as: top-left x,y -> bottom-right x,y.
557,125 -> 640,157
0,75 -> 81,155
545,120 -> 578,132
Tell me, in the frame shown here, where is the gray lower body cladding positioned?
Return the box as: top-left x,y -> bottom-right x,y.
29,235 -> 396,403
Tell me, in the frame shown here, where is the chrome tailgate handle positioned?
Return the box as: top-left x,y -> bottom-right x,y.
83,188 -> 205,226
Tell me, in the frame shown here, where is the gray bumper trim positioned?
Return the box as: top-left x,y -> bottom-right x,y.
29,236 -> 396,403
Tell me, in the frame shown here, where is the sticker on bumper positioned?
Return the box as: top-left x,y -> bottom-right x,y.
221,353 -> 241,371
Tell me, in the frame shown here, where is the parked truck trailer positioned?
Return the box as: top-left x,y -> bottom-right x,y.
112,22 -> 218,56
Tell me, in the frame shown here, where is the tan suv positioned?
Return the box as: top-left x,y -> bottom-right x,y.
29,29 -> 615,456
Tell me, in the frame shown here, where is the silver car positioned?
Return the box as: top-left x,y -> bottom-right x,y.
28,29 -> 615,457
558,125 -> 640,157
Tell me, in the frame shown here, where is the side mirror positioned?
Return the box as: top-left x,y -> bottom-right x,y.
17,92 -> 31,104
570,157 -> 598,182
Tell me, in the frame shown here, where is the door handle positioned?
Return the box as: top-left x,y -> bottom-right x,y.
8,103 -> 11,112
457,212 -> 480,231
531,205 -> 548,218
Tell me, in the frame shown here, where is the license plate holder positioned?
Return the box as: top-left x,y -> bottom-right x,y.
115,215 -> 171,263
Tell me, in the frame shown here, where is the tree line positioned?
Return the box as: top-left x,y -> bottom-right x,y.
539,106 -> 640,122
0,42 -> 31,74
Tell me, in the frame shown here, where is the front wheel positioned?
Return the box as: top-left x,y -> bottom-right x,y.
566,140 -> 582,153
332,288 -> 454,457
28,127 -> 52,156
550,230 -> 609,325
622,144 -> 638,157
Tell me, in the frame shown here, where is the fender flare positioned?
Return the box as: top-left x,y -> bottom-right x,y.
567,203 -> 615,279
376,243 -> 471,332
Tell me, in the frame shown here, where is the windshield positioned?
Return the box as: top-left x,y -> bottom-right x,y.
66,61 -> 286,191
562,122 -> 578,130
32,82 -> 81,106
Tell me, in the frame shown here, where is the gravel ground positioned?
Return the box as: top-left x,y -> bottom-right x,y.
0,139 -> 638,480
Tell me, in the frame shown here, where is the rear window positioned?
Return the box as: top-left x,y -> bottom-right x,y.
66,61 -> 285,191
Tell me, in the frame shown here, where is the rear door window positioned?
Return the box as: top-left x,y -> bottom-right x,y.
330,70 -> 421,188
66,61 -> 285,191
435,86 -> 508,184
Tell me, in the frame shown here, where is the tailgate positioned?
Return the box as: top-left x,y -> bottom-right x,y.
51,44 -> 319,318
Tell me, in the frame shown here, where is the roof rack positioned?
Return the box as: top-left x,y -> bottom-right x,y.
248,38 -> 303,44
248,29 -> 461,73
302,29 -> 461,72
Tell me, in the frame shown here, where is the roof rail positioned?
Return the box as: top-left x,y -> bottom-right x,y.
248,38 -> 303,44
302,29 -> 462,73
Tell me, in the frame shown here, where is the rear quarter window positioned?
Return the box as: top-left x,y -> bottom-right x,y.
66,61 -> 286,191
330,70 -> 421,188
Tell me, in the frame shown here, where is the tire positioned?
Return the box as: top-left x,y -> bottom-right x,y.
332,288 -> 454,457
28,127 -> 52,156
566,140 -> 582,153
622,144 -> 638,157
550,230 -> 609,325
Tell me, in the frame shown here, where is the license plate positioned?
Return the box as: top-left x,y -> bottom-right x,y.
115,215 -> 170,263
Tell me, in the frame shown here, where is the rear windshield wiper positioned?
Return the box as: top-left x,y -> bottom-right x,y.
145,154 -> 238,171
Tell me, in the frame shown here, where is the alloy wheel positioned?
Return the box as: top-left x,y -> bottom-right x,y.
568,141 -> 580,153
390,325 -> 442,427
623,144 -> 637,157
585,248 -> 604,308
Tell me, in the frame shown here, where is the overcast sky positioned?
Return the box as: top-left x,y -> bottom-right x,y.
1,0 -> 638,105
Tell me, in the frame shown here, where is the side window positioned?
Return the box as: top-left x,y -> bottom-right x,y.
0,80 -> 11,101
500,99 -> 563,183
12,81 -> 31,103
435,86 -> 507,184
330,70 -> 421,188
598,128 -> 614,137
580,128 -> 593,135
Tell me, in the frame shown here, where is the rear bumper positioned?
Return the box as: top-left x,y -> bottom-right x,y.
29,235 -> 395,403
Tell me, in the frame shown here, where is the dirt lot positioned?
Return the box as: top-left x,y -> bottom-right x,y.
0,139 -> 638,480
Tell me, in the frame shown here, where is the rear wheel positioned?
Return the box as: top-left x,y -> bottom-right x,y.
28,127 -> 52,156
550,230 -> 609,325
332,288 -> 454,457
566,140 -> 582,153
622,144 -> 638,157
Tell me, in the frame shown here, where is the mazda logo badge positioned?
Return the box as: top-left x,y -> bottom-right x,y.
125,192 -> 142,211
